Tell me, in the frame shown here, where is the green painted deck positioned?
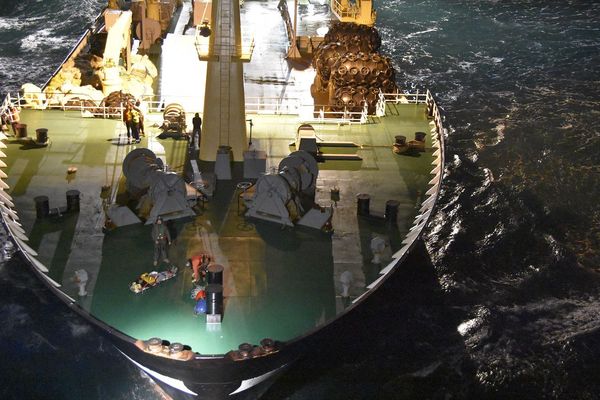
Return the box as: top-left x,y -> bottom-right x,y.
3,105 -> 433,355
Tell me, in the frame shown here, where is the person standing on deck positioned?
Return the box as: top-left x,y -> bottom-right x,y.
134,100 -> 145,137
130,106 -> 141,144
152,216 -> 171,266
192,113 -> 202,150
123,103 -> 133,142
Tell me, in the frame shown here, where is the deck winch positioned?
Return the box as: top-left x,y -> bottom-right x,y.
122,148 -> 195,224
244,150 -> 333,230
160,103 -> 187,136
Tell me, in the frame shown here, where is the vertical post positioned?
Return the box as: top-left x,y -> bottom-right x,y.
293,0 -> 297,36
287,0 -> 301,59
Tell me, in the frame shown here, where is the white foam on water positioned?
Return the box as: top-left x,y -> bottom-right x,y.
0,17 -> 29,31
20,27 -> 72,52
405,27 -> 439,39
0,303 -> 31,336
457,61 -> 476,72
68,320 -> 92,337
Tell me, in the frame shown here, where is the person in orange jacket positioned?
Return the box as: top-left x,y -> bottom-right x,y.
122,102 -> 133,142
187,253 -> 211,283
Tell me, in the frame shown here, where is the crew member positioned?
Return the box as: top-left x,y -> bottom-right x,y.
123,103 -> 133,142
134,100 -> 145,137
152,216 -> 171,266
192,112 -> 202,149
188,253 -> 211,283
130,106 -> 141,143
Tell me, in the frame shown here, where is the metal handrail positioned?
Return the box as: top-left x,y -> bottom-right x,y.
331,0 -> 360,19
194,25 -> 255,61
4,90 -> 434,125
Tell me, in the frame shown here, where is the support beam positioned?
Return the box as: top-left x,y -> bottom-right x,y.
286,0 -> 301,59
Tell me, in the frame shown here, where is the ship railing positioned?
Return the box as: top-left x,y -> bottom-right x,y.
3,90 -> 124,118
138,96 -> 299,116
195,27 -> 255,62
331,0 -> 360,19
375,89 -> 428,116
425,89 -> 445,139
139,98 -> 168,114
6,90 -> 431,126
245,97 -> 301,115
0,93 -> 16,121
299,104 -> 366,125
7,91 -> 301,118
194,41 -> 256,62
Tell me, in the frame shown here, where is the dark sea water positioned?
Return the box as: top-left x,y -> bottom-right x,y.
1,0 -> 599,399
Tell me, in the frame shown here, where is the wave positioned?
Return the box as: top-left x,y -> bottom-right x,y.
20,28 -> 74,52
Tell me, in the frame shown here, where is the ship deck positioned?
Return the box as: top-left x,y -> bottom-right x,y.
1,1 -> 436,355
4,104 -> 433,354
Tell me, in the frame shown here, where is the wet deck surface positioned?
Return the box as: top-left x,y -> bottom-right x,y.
242,0 -> 331,111
2,1 -> 436,355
